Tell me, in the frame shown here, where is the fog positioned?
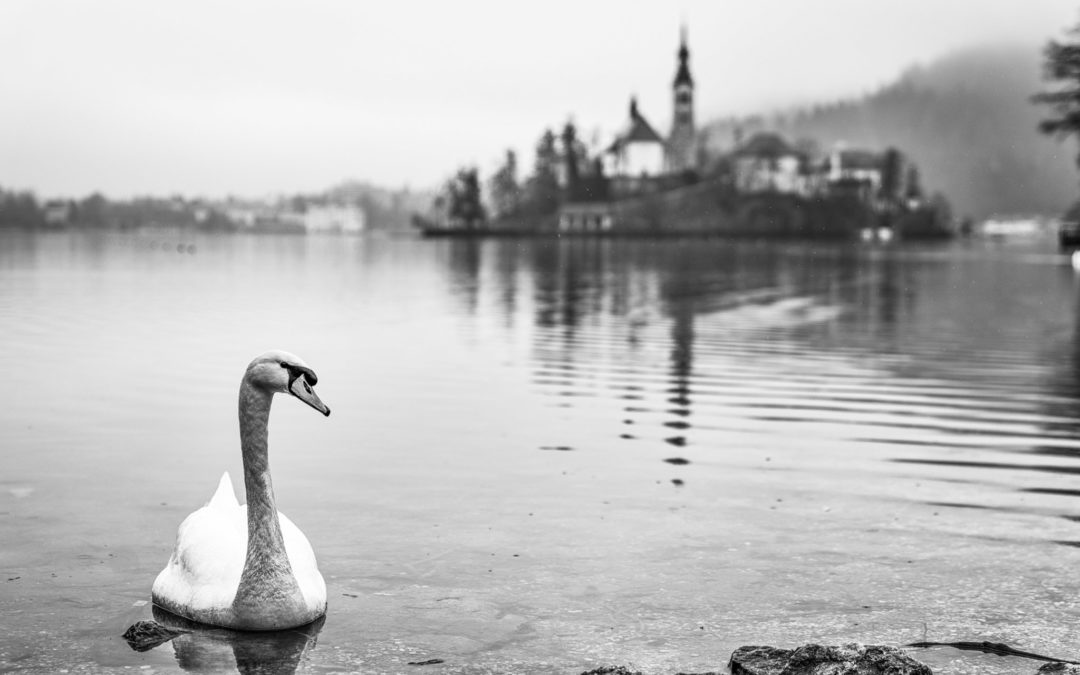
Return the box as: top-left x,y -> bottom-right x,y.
0,0 -> 1074,197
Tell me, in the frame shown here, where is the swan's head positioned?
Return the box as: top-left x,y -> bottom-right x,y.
245,350 -> 331,417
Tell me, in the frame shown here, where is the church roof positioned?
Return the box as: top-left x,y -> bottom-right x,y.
624,113 -> 665,144
822,149 -> 881,172
838,149 -> 881,170
733,132 -> 798,159
607,98 -> 665,152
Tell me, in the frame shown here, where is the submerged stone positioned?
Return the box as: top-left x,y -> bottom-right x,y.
1038,664 -> 1080,674
729,643 -> 932,675
121,620 -> 187,652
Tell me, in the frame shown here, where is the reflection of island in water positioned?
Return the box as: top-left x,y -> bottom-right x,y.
436,237 -> 1080,507
150,605 -> 324,674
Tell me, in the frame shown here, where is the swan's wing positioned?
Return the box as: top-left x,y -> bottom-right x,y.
207,471 -> 240,509
280,512 -> 327,610
153,473 -> 246,612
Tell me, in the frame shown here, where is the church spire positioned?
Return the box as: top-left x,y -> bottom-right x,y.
674,23 -> 693,88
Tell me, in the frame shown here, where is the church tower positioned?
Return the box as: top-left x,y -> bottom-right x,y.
666,25 -> 696,173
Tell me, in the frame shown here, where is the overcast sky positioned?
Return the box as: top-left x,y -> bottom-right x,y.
0,0 -> 1075,199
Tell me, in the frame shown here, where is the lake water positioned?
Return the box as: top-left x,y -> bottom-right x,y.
4,230 -> 1080,674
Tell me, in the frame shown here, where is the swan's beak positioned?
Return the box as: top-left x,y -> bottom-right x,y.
289,376 -> 330,417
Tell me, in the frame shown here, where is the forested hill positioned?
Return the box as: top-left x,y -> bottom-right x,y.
702,44 -> 1078,220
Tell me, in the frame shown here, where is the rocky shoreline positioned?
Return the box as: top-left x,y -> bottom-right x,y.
124,620 -> 1080,674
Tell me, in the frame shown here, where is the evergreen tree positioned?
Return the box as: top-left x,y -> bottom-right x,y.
561,121 -> 581,199
77,193 -> 109,227
1034,18 -> 1080,171
522,129 -> 560,215
448,167 -> 486,229
488,149 -> 521,219
0,188 -> 44,228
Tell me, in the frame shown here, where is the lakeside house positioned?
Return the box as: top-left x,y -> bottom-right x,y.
224,198 -> 365,233
730,133 -> 809,195
297,202 -> 366,233
42,200 -> 73,226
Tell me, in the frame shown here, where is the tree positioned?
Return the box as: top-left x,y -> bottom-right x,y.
447,167 -> 486,229
521,129 -> 560,215
929,192 -> 953,230
0,188 -> 44,229
488,149 -> 521,219
77,192 -> 109,227
560,121 -> 581,199
1034,18 -> 1080,170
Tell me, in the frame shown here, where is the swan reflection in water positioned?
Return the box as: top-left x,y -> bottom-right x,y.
150,604 -> 325,674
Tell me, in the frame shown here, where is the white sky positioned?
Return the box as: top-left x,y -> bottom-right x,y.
0,0 -> 1075,198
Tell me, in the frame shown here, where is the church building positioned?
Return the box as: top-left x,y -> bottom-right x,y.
558,27 -> 700,231
606,96 -> 667,178
606,26 -> 698,181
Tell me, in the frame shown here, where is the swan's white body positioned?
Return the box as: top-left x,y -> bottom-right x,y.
152,473 -> 327,628
151,351 -> 331,631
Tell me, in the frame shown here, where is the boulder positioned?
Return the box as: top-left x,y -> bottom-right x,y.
121,620 -> 187,652
729,643 -> 932,675
1038,664 -> 1080,674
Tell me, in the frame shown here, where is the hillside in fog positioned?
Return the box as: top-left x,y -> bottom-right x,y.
703,43 -> 1079,220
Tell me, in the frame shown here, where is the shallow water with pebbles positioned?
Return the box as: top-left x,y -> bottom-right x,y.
4,231 -> 1080,674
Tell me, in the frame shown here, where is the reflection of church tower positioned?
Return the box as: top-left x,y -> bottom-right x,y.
666,25 -> 696,173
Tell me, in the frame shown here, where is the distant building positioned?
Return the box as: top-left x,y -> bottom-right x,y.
606,26 -> 698,180
826,147 -> 883,189
558,202 -> 614,234
666,25 -> 696,173
606,97 -> 666,179
223,199 -> 260,228
222,197 -> 364,233
42,200 -> 72,226
823,146 -> 886,203
300,202 -> 365,233
731,132 -> 808,194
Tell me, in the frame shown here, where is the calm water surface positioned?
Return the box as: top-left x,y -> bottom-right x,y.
4,231 -> 1080,674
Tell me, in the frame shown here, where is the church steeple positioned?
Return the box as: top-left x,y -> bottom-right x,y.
674,24 -> 693,88
667,23 -> 696,172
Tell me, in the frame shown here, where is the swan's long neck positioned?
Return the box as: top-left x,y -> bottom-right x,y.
233,379 -> 303,620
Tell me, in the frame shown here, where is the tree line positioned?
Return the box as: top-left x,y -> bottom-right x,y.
439,120 -> 609,229
0,186 -> 424,232
0,188 -> 238,231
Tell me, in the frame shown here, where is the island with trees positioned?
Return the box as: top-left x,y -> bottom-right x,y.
416,27 -> 954,241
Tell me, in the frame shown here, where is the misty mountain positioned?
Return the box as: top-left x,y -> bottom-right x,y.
702,43 -> 1078,220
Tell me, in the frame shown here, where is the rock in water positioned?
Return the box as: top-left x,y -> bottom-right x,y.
729,646 -> 791,674
1039,665 -> 1080,674
729,643 -> 932,675
121,620 -> 186,652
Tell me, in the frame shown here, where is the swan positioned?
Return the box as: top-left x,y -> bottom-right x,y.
152,350 -> 331,631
